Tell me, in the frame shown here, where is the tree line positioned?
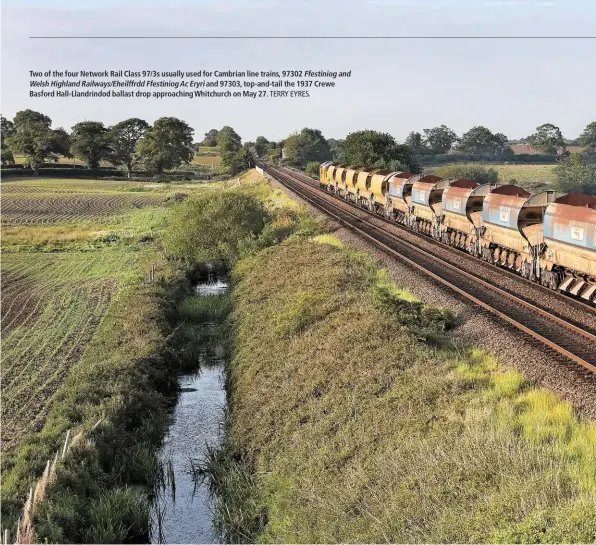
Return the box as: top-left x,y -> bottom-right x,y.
0,111 -> 257,177
2,110 -> 595,188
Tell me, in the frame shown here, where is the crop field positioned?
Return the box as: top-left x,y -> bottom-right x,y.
478,163 -> 557,188
1,250 -> 145,451
192,154 -> 222,168
1,179 -> 166,225
0,177 -> 215,460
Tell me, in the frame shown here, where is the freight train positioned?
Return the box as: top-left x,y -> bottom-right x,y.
319,161 -> 596,304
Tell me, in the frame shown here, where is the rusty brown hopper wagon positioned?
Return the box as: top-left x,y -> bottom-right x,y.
441,179 -> 494,253
481,185 -> 564,275
543,193 -> 596,300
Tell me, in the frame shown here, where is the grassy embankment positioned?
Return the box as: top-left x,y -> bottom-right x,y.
205,179 -> 596,543
0,176 -> 239,542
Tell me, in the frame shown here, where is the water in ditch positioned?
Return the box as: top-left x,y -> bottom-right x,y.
150,270 -> 228,544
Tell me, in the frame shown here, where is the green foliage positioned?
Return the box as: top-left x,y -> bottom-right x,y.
163,189 -> 267,264
254,135 -> 270,158
107,118 -> 149,177
85,488 -> 150,543
326,138 -> 344,160
430,162 -> 500,185
340,130 -> 419,172
2,116 -> 16,165
222,147 -> 254,175
554,153 -> 596,195
70,121 -> 110,168
218,126 -> 242,155
528,123 -> 566,155
267,146 -> 282,164
13,109 -> 52,129
579,121 -> 596,152
423,125 -> 458,154
373,277 -> 455,341
138,117 -> 194,174
6,110 -> 70,170
405,131 -> 430,155
202,128 -> 219,147
304,161 -> 320,178
458,126 -> 509,155
1,146 -> 15,165
282,128 -> 332,168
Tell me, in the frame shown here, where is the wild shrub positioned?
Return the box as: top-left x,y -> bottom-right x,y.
305,161 -> 321,178
162,189 -> 268,264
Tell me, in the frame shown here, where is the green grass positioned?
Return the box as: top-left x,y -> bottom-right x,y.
215,236 -> 596,543
426,162 -> 557,191
485,163 -> 557,189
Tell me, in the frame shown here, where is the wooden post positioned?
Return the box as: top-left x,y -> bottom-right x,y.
4,528 -> 10,544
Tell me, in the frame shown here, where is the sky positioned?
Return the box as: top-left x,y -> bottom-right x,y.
1,0 -> 595,143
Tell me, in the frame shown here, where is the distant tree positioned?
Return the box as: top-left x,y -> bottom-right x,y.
405,131 -> 430,155
579,121 -> 596,152
243,141 -> 255,152
422,125 -> 458,155
254,136 -> 270,158
218,126 -> 242,155
70,121 -> 110,168
6,110 -> 68,171
108,118 -> 149,177
283,128 -> 333,168
1,116 -> 15,165
327,138 -> 344,160
431,163 -> 499,185
222,147 -> 254,175
341,130 -> 419,172
554,153 -> 596,195
457,126 -> 509,155
51,128 -> 72,159
13,109 -> 51,129
138,117 -> 194,174
527,123 -> 565,155
202,128 -> 219,147
267,146 -> 282,164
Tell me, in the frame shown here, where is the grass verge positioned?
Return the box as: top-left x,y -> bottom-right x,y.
211,234 -> 596,543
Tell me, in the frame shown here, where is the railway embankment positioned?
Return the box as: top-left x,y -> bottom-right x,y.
218,233 -> 596,543
210,172 -> 596,543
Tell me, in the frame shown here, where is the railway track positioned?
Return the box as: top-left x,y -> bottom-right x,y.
286,166 -> 596,316
261,163 -> 596,375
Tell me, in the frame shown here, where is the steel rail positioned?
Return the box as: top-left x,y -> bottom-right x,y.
262,163 -> 596,375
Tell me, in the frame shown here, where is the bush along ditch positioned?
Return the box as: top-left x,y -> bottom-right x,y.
207,229 -> 596,543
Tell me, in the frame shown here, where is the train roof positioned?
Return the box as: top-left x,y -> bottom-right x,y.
553,192 -> 596,209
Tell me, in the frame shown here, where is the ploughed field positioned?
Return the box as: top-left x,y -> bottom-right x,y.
1,251 -> 134,449
0,177 -> 208,459
1,179 -> 165,225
